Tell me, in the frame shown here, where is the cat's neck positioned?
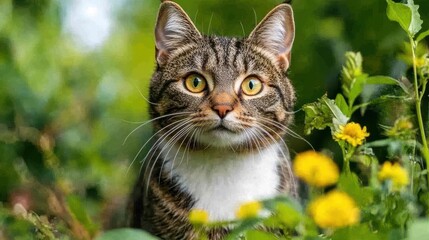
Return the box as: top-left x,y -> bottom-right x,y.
161,143 -> 283,221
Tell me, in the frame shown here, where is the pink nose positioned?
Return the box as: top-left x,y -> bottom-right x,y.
212,104 -> 233,118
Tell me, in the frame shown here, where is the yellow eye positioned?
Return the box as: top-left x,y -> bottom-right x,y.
184,74 -> 207,93
241,77 -> 263,96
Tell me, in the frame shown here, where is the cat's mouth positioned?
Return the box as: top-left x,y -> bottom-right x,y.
194,120 -> 253,148
211,125 -> 234,132
209,120 -> 244,134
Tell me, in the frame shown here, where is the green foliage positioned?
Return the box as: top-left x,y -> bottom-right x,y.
302,95 -> 335,135
386,0 -> 425,38
408,220 -> 429,240
66,195 -> 98,236
416,29 -> 429,43
1,0 -> 429,239
95,229 -> 159,240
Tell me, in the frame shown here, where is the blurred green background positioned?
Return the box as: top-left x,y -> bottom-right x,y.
0,0 -> 428,238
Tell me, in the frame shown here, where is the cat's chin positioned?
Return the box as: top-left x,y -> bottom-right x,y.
196,128 -> 250,148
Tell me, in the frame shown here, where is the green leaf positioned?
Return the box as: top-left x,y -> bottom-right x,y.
337,173 -> 373,207
386,0 -> 423,37
302,94 -> 334,135
335,93 -> 350,117
332,225 -> 382,240
225,218 -> 262,240
302,94 -> 349,135
358,76 -> 402,115
322,95 -> 349,126
245,230 -> 278,240
262,195 -> 303,213
274,202 -> 302,228
416,29 -> 429,43
366,75 -> 409,93
348,74 -> 368,107
406,0 -> 423,37
386,0 -> 412,35
66,195 -> 97,235
408,219 -> 429,240
365,76 -> 399,85
95,229 -> 159,240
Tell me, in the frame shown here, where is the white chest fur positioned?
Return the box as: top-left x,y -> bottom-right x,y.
161,143 -> 281,221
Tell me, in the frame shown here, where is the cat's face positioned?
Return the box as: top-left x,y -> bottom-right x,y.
149,1 -> 295,150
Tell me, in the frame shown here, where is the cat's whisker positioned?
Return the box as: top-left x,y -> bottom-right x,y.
144,120 -> 193,192
123,112 -> 193,145
247,128 -> 270,152
229,143 -> 237,153
241,127 -> 253,151
244,128 -> 257,151
132,82 -> 160,106
253,125 -> 289,159
137,120 -> 191,193
158,124 -> 194,182
145,119 -> 195,184
255,123 -> 294,182
287,109 -> 302,114
135,118 -> 189,176
257,117 -> 295,135
252,125 -> 296,188
252,8 -> 258,28
255,121 -> 289,149
193,9 -> 199,24
185,128 -> 203,165
170,127 -> 197,177
126,118 -> 190,175
142,128 -> 191,193
207,12 -> 214,35
120,119 -> 150,124
240,22 -> 246,37
175,127 -> 200,173
258,117 -> 314,150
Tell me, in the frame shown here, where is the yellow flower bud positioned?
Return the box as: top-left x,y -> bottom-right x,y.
189,209 -> 209,225
308,190 -> 360,229
235,201 -> 262,219
293,151 -> 339,187
378,162 -> 409,190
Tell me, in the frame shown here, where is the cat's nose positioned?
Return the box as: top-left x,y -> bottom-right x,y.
212,104 -> 233,118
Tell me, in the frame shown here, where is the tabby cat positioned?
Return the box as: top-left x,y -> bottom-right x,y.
128,1 -> 297,239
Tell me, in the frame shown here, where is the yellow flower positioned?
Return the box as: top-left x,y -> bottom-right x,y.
293,151 -> 339,187
308,190 -> 360,229
378,162 -> 409,190
334,122 -> 370,147
385,117 -> 415,139
235,201 -> 262,219
415,56 -> 428,68
189,209 -> 209,225
396,118 -> 413,130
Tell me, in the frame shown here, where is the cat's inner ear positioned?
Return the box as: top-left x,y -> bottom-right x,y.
248,4 -> 295,69
155,1 -> 201,65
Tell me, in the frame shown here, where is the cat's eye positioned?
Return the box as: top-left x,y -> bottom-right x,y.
241,77 -> 263,96
184,74 -> 207,93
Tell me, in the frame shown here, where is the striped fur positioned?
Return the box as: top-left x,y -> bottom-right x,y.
128,1 -> 297,239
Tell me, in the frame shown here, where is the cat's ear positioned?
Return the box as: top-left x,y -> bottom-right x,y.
248,4 -> 295,69
155,1 -> 201,65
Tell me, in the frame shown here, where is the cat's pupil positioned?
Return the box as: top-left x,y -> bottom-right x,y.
249,80 -> 255,89
193,78 -> 200,87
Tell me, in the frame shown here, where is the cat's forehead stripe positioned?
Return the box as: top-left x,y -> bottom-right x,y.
208,38 -> 220,65
200,37 -> 245,74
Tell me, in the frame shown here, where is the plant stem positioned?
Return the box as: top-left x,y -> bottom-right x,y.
409,37 -> 429,188
341,145 -> 352,175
